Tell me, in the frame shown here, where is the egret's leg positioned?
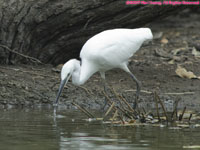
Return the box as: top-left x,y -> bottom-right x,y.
129,72 -> 141,98
102,82 -> 109,110
100,72 -> 109,110
121,64 -> 141,108
128,71 -> 141,109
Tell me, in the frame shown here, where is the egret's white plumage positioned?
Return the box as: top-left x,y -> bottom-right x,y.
55,28 -> 153,105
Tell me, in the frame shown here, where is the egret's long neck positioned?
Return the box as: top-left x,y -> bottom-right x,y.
72,59 -> 97,85
71,61 -> 81,86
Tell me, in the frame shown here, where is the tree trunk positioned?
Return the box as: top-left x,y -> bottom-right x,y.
0,0 -> 183,65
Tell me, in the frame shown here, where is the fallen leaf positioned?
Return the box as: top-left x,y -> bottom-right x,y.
175,66 -> 200,79
154,49 -> 172,58
161,38 -> 168,44
192,47 -> 200,57
168,59 -> 175,64
171,47 -> 186,55
190,42 -> 200,51
168,56 -> 182,64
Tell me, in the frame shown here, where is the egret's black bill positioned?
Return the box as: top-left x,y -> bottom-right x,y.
55,78 -> 67,104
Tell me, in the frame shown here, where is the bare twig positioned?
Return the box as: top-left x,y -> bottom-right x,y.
103,91 -> 113,105
115,106 -> 134,119
118,113 -> 125,124
72,102 -> 95,118
104,102 -> 115,119
163,92 -> 195,95
188,114 -> 192,122
155,92 -> 168,122
22,70 -> 57,78
0,44 -> 44,64
125,89 -> 195,95
119,94 -> 137,113
142,107 -> 146,115
103,91 -> 134,119
125,89 -> 152,94
78,86 -> 93,95
111,110 -> 118,122
153,92 -> 160,122
112,90 -> 125,110
179,106 -> 186,121
112,88 -> 135,113
171,97 -> 181,120
0,66 -> 57,79
83,17 -> 94,29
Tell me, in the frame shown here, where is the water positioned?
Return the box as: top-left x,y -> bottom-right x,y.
0,108 -> 200,150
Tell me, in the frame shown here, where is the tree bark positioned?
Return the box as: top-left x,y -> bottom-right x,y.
0,0 -> 183,65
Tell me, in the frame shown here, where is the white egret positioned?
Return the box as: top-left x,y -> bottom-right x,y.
55,28 -> 153,107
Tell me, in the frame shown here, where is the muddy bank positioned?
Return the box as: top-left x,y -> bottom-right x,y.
0,10 -> 200,110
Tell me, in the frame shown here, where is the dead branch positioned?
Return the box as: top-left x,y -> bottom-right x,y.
163,92 -> 195,95
104,102 -> 115,119
0,44 -> 44,64
72,102 -> 95,118
154,92 -> 161,122
179,106 -> 186,121
125,89 -> 195,95
112,88 -> 135,113
171,97 -> 181,120
155,92 -> 169,122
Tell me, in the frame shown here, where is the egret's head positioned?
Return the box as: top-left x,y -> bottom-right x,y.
61,60 -> 74,81
139,28 -> 153,45
54,59 -> 79,105
144,28 -> 153,41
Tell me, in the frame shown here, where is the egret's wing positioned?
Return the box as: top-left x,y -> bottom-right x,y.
80,29 -> 143,67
